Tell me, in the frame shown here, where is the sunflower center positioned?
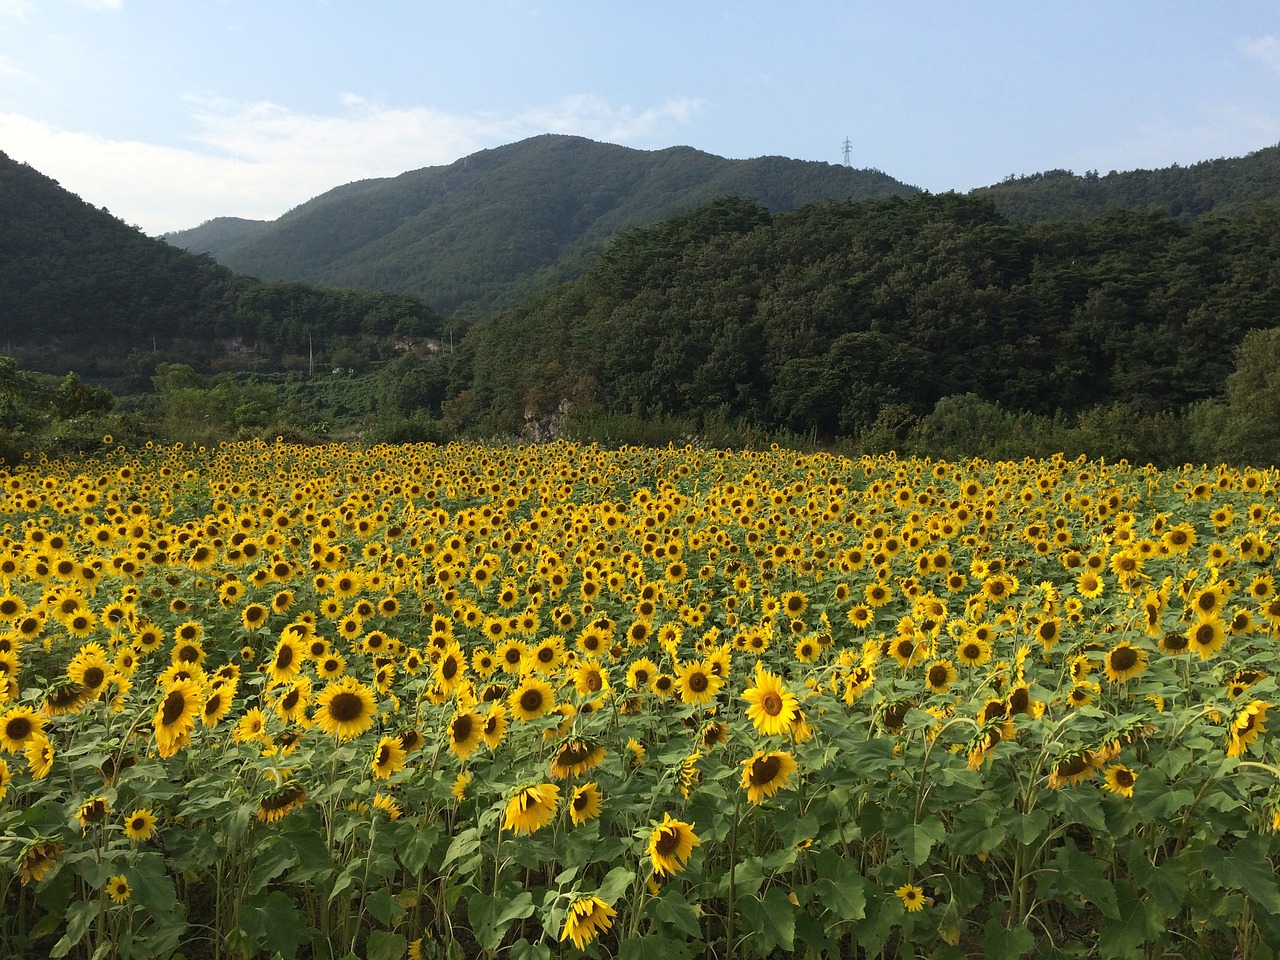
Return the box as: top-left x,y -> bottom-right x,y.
927,666 -> 949,689
654,827 -> 681,857
4,716 -> 31,740
275,645 -> 295,671
451,715 -> 474,743
442,657 -> 458,680
83,666 -> 106,689
327,691 -> 364,723
688,672 -> 708,693
761,692 -> 784,716
520,689 -> 545,713
1110,647 -> 1138,671
573,792 -> 590,812
160,690 -> 187,726
749,754 -> 782,786
585,672 -> 603,692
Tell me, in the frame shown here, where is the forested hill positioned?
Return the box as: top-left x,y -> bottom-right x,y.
0,151 -> 441,380
977,143 -> 1280,222
447,192 -> 1280,439
163,134 -> 919,316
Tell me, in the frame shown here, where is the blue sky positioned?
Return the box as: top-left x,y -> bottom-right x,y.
2,1 -> 1279,235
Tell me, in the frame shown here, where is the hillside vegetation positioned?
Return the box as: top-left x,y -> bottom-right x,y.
164,134 -> 919,316
0,151 -> 443,382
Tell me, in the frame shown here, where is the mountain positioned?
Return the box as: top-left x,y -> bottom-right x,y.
166,216 -> 269,253
0,151 -> 440,380
977,143 -> 1280,221
163,134 -> 920,316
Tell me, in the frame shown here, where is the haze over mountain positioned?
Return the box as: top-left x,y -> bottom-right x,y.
163,134 -> 919,316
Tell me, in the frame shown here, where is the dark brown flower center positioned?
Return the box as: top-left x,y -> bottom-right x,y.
327,691 -> 364,723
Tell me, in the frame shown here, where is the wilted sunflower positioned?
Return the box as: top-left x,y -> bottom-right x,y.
550,738 -> 606,779
648,813 -> 699,877
18,838 -> 64,885
257,782 -> 307,823
742,664 -> 799,736
503,783 -> 560,835
312,676 -> 377,741
741,750 -> 799,805
559,894 -> 617,950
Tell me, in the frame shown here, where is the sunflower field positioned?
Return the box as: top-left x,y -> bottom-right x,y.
1,439 -> 1279,960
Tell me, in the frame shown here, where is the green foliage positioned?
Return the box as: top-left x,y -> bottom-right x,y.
166,134 -> 917,317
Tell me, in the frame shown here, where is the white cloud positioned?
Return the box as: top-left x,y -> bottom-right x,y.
0,94 -> 703,235
0,0 -> 34,20
1241,35 -> 1280,74
0,53 -> 35,83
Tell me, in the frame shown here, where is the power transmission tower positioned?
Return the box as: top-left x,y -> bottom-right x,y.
842,137 -> 852,167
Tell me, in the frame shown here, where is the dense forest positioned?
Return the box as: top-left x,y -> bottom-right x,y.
0,150 -> 444,383
4,139 -> 1280,466
976,144 -> 1280,222
165,134 -> 919,316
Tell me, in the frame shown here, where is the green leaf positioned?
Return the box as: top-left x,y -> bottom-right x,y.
1098,880 -> 1163,959
620,935 -> 692,960
982,918 -> 1035,960
237,890 -> 308,960
1046,840 -> 1119,919
469,890 -> 535,952
812,851 -> 867,922
366,931 -> 407,960
897,816 -> 946,866
365,886 -> 406,926
1201,835 -> 1280,914
1129,855 -> 1188,919
653,887 -> 703,940
753,885 -> 797,954
510,938 -> 554,960
1011,809 -> 1050,845
597,865 -> 635,905
395,820 -> 439,875
50,900 -> 98,959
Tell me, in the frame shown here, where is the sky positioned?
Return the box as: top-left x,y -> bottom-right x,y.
2,1 -> 1279,237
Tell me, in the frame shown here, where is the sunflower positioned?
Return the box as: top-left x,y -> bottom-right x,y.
675,658 -> 724,707
371,735 -> 408,779
106,874 -> 132,905
648,813 -> 699,877
122,808 -> 158,843
451,771 -> 472,804
924,659 -> 957,695
956,636 -> 991,668
232,707 -> 270,745
1184,617 -> 1225,661
154,679 -> 202,757
481,704 -> 509,749
1048,750 -> 1096,789
271,678 -> 311,724
1,705 -> 44,753
76,795 -> 110,832
257,782 -> 308,823
506,675 -> 552,721
200,683 -> 235,728
559,894 -> 617,950
1227,700 -> 1271,759
1102,764 -> 1138,798
550,738 -> 606,779
742,664 -> 799,736
312,676 -> 377,741
569,781 -> 603,825
0,758 -> 9,803
267,635 -> 305,686
25,734 -> 55,779
741,750 -> 799,805
503,783 -> 560,835
895,882 -> 926,913
1075,571 -> 1105,599
447,709 -> 483,760
1102,642 -> 1148,683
